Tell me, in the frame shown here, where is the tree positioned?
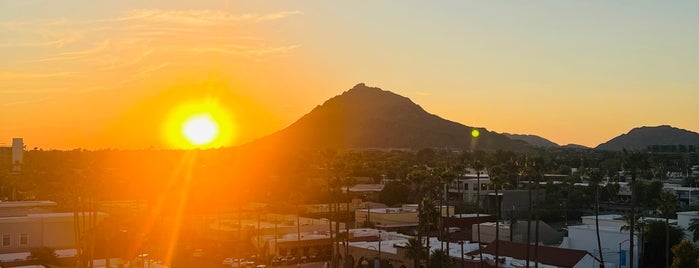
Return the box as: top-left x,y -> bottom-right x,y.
643,220 -> 684,268
657,191 -> 679,268
378,181 -> 409,206
588,169 -> 605,267
404,238 -> 427,268
488,164 -> 506,268
687,218 -> 699,243
671,240 -> 699,268
622,149 -> 649,268
29,247 -> 59,266
468,151 -> 486,268
429,248 -> 453,268
620,212 -> 645,266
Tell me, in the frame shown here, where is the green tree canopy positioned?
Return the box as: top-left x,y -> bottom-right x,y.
671,240 -> 699,268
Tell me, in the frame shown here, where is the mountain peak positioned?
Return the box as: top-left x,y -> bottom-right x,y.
596,125 -> 699,151
260,83 -> 528,151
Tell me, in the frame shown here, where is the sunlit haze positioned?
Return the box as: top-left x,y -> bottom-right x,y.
1,1 -> 698,149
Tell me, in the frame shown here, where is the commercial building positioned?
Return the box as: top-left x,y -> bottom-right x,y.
0,212 -> 106,254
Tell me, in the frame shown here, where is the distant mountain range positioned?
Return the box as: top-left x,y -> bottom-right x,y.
248,83 -> 698,152
254,83 -> 528,151
595,125 -> 699,151
502,133 -> 559,148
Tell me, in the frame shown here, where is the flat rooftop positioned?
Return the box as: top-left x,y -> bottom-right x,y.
0,200 -> 57,208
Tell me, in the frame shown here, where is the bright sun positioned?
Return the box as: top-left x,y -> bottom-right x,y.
181,114 -> 219,145
163,99 -> 235,149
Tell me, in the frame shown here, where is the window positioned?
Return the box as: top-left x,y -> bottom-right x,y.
20,234 -> 28,245
2,234 -> 10,247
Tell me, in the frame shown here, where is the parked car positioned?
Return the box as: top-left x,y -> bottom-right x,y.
231,259 -> 244,267
192,249 -> 204,258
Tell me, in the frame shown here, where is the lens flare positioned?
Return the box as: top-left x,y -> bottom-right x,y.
471,129 -> 480,138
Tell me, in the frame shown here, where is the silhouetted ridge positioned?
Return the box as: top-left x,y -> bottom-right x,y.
502,133 -> 559,148
255,83 -> 528,151
596,125 -> 699,151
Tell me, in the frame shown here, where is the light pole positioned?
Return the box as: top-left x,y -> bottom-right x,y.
458,241 -> 465,268
619,239 -> 630,268
366,246 -> 380,268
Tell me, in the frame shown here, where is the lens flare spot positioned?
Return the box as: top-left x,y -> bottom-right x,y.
471,129 -> 480,138
181,114 -> 219,145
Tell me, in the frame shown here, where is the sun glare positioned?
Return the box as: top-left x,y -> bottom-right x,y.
164,99 -> 235,149
182,114 -> 219,145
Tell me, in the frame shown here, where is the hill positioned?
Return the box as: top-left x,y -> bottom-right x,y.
596,125 -> 699,151
502,133 -> 559,148
253,83 -> 528,151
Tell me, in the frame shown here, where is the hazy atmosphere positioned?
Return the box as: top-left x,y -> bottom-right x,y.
2,1 -> 698,149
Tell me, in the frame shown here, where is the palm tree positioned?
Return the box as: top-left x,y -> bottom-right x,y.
419,195 -> 440,268
429,248 -> 453,268
620,212 -> 645,267
405,238 -> 427,268
406,169 -> 438,268
657,191 -> 678,268
471,153 -> 486,267
488,164 -> 506,268
622,149 -> 648,268
588,169 -> 606,267
687,218 -> 699,243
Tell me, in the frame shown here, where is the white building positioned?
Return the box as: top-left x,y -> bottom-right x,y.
0,212 -> 106,253
563,215 -> 641,268
448,173 -> 493,203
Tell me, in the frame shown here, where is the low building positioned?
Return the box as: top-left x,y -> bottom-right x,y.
343,231 -> 480,268
472,220 -> 563,245
468,240 -> 597,268
562,215 -> 645,268
0,212 -> 106,253
354,205 -> 454,230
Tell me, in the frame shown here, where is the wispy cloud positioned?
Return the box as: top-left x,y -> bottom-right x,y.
0,71 -> 80,81
0,8 -> 302,96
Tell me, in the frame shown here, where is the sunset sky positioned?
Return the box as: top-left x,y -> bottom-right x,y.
1,1 -> 698,149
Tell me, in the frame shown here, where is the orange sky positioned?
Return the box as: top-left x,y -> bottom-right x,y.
1,1 -> 698,149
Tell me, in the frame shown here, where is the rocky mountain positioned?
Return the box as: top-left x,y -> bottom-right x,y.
561,144 -> 590,150
502,133 -> 559,148
596,125 -> 699,151
254,83 -> 529,151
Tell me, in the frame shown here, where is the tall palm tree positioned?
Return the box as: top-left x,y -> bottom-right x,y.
488,164 -> 506,268
620,212 -> 645,267
471,153 -> 486,267
419,195 -> 440,268
438,166 -> 458,252
588,169 -> 606,267
407,169 -> 438,268
622,149 -> 648,268
657,191 -> 678,268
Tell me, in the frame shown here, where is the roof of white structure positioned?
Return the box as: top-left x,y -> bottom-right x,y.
349,236 -> 480,258
0,200 -> 57,208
